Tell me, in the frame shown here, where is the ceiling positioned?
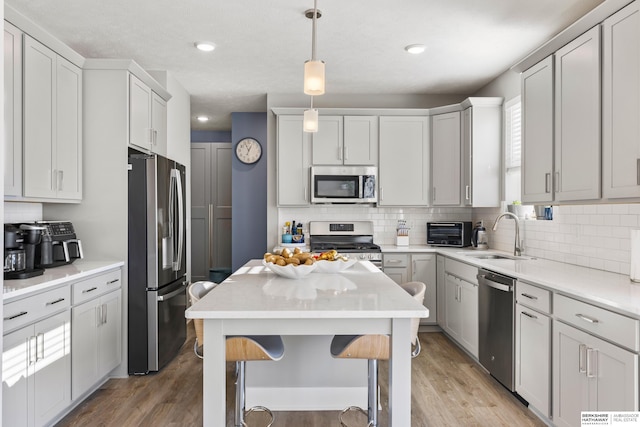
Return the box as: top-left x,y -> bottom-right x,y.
6,0 -> 604,131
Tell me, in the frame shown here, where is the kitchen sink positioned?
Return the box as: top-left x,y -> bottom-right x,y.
457,252 -> 536,261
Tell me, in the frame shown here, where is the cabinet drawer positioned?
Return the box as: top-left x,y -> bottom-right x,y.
383,254 -> 408,268
72,269 -> 122,305
4,285 -> 70,333
555,294 -> 639,351
516,281 -> 551,314
445,257 -> 478,284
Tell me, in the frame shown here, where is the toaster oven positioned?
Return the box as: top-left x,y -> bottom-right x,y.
427,222 -> 472,247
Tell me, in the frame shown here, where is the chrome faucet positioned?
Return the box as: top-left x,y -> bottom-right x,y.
492,212 -> 522,257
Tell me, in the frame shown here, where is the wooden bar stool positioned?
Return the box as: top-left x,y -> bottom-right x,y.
188,282 -> 285,427
330,281 -> 426,427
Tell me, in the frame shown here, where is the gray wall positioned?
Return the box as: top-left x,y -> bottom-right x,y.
231,112 -> 268,271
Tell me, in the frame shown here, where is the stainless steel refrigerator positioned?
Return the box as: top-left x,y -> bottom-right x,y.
128,150 -> 187,374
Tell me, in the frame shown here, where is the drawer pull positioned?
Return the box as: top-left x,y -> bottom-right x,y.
576,313 -> 599,324
521,293 -> 538,300
522,311 -> 538,320
83,287 -> 98,294
106,279 -> 119,285
5,311 -> 28,321
46,298 -> 65,306
387,259 -> 402,264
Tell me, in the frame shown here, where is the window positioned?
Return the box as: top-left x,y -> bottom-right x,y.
504,96 -> 521,204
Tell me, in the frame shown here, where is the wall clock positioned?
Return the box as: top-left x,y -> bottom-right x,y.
235,137 -> 262,164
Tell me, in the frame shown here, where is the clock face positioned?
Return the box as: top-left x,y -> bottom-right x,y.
235,138 -> 262,164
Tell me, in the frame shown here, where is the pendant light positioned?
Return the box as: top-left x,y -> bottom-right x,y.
303,0 -> 323,133
303,2 -> 324,96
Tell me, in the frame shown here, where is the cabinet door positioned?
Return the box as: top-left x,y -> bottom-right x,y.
522,56 -> 555,204
129,74 -> 152,151
515,303 -> 551,418
554,26 -> 601,202
4,22 -> 22,197
2,325 -> 32,427
71,299 -> 100,400
411,254 -> 437,325
384,267 -> 408,285
379,116 -> 430,206
444,274 -> 461,340
431,112 -> 461,206
99,290 -> 122,375
459,278 -> 478,358
436,255 -> 446,326
55,57 -> 82,200
602,2 -> 640,199
151,92 -> 167,156
277,115 -> 311,206
344,116 -> 378,165
23,35 -> 56,199
312,116 -> 343,165
33,311 -> 71,427
465,105 -> 501,207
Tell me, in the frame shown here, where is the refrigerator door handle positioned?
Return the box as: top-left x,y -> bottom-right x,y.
171,168 -> 184,272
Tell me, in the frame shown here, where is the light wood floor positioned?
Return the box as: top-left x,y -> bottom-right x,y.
56,328 -> 545,427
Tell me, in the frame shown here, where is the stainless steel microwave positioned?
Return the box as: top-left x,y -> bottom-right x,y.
310,166 -> 377,204
427,221 -> 472,247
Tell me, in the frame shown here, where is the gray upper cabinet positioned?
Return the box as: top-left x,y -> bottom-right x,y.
4,22 -> 22,198
462,101 -> 502,207
23,35 -> 82,201
378,116 -> 430,206
602,1 -> 640,200
277,115 -> 311,206
431,111 -> 461,206
522,56 -> 555,204
554,25 -> 601,202
312,115 -> 378,165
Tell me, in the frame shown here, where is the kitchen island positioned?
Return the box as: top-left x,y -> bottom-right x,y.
185,259 -> 428,426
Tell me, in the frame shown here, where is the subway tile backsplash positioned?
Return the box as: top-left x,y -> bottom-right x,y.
474,204 -> 640,276
4,202 -> 43,223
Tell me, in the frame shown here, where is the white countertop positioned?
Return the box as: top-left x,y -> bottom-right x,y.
431,247 -> 640,320
186,259 -> 429,320
3,259 -> 124,303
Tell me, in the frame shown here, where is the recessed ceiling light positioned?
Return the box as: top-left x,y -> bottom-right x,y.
404,44 -> 426,54
196,116 -> 210,122
194,42 -> 215,52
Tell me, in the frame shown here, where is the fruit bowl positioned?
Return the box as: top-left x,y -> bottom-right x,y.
262,259 -> 317,279
314,258 -> 357,273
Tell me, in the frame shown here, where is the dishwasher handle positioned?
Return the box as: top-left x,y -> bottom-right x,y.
477,273 -> 513,293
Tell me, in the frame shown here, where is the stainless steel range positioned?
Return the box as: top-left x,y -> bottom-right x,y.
309,221 -> 382,268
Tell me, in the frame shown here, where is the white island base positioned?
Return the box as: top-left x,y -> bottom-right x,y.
245,335 -> 368,410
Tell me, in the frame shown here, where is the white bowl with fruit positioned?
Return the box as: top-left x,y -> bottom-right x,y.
313,250 -> 358,273
263,248 -> 317,279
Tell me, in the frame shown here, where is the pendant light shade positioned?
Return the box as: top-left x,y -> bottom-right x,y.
303,108 -> 319,133
304,60 -> 325,95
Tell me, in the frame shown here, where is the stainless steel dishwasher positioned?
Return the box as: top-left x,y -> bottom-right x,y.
477,268 -> 516,391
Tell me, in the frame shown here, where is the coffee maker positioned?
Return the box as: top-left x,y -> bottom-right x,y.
4,223 -> 48,279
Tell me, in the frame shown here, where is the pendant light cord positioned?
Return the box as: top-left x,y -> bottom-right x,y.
311,0 -> 318,61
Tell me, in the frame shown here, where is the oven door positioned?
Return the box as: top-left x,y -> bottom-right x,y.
147,278 -> 187,371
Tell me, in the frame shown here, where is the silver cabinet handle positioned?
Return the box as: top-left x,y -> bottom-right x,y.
58,170 -> 64,191
387,259 -> 402,264
576,313 -> 599,324
545,173 -> 551,193
521,293 -> 538,300
380,187 -> 384,201
522,311 -> 538,320
344,147 -> 348,160
37,333 -> 44,361
338,146 -> 342,161
579,343 -> 587,374
637,159 -> 640,186
465,185 -> 470,201
83,286 -> 98,294
554,171 -> 560,193
46,297 -> 65,306
433,187 -> 436,201
106,279 -> 120,285
5,311 -> 27,321
586,348 -> 597,378
102,303 -> 107,325
96,305 -> 103,326
28,336 -> 37,365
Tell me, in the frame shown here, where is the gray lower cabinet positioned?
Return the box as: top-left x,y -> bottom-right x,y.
436,255 -> 446,326
553,294 -> 639,427
3,304 -> 71,427
383,253 -> 409,285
